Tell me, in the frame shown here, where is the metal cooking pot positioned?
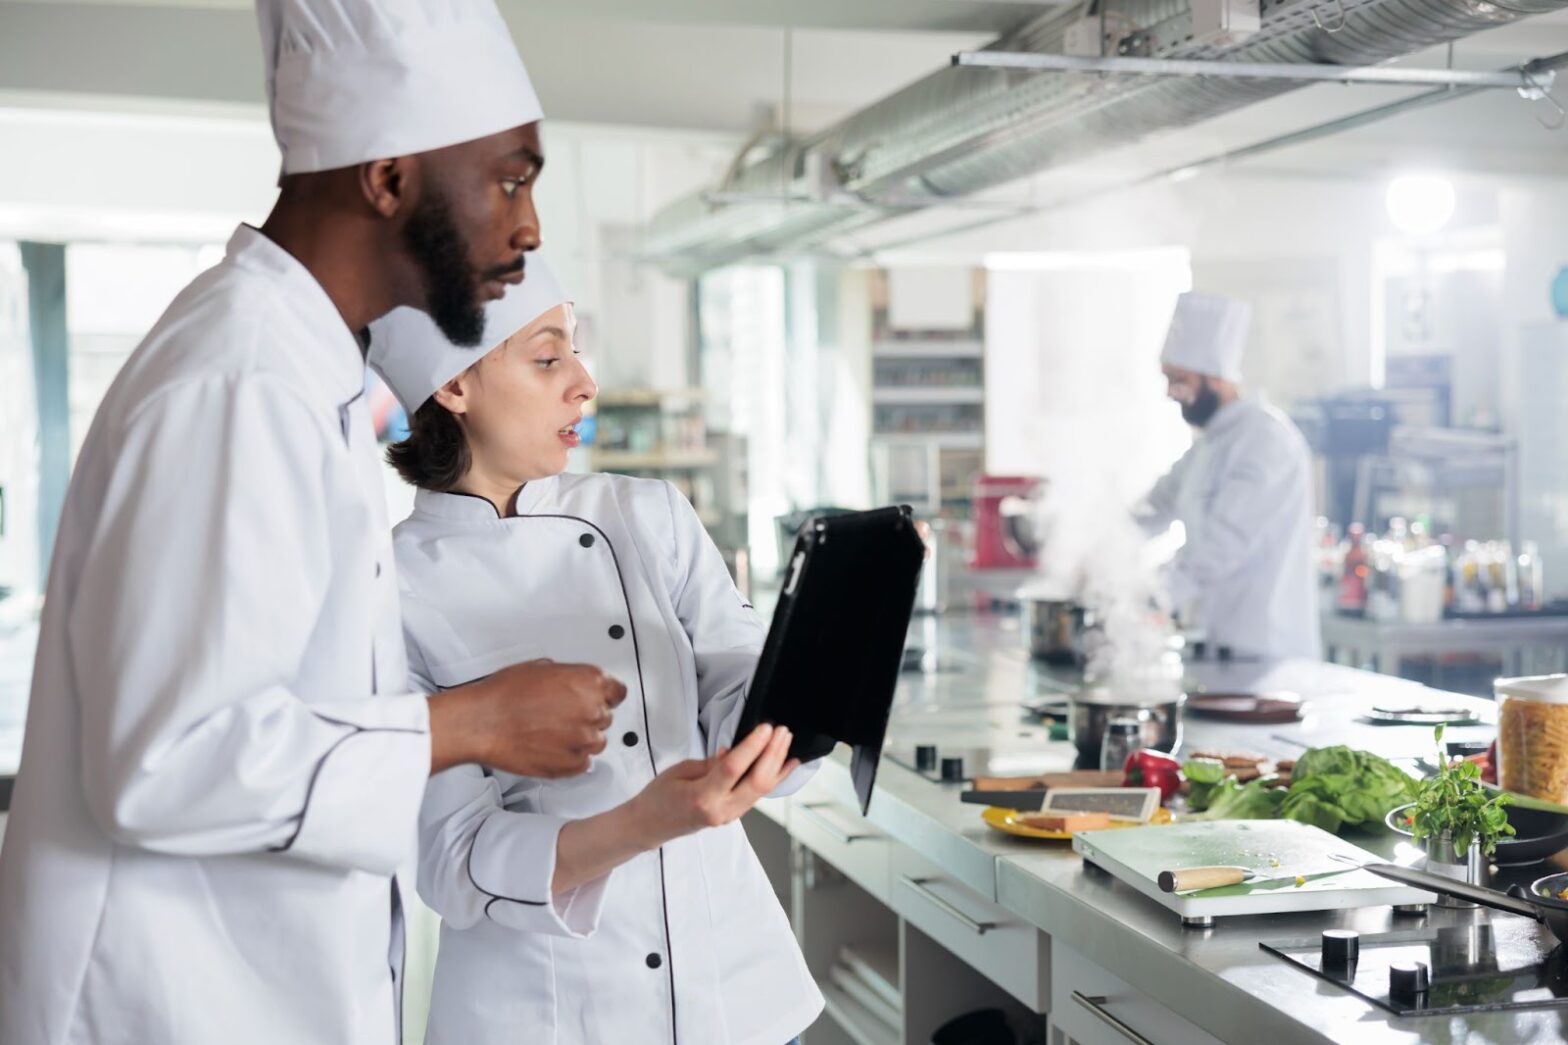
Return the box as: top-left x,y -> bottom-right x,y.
1068,692 -> 1184,768
1022,595 -> 1093,666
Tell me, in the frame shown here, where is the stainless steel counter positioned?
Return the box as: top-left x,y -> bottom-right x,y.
803,611 -> 1568,1045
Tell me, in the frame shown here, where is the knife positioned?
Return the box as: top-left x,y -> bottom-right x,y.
1157,864 -> 1357,894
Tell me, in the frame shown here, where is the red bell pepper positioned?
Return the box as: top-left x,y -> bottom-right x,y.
1123,749 -> 1183,804
1464,740 -> 1498,786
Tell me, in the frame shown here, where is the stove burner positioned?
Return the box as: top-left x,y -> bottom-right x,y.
1263,920 -> 1568,1018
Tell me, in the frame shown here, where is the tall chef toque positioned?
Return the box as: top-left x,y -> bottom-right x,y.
256,0 -> 543,175
1160,291 -> 1251,384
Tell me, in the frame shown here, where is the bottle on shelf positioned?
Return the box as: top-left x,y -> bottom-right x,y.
1519,540 -> 1545,611
1365,529 -> 1400,623
1337,524 -> 1369,617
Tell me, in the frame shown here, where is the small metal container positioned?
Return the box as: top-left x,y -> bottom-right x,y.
1423,831 -> 1485,909
1387,805 -> 1488,907
1022,595 -> 1094,666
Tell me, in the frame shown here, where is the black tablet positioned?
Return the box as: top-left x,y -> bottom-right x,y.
736,505 -> 925,814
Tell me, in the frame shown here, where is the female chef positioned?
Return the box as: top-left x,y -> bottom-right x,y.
368,257 -> 823,1045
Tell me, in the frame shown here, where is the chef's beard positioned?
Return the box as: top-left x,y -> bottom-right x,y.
402,185 -> 486,348
1181,378 -> 1222,427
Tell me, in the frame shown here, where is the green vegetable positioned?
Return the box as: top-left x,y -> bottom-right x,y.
1181,758 -> 1227,812
1410,725 -> 1515,858
1178,744 -> 1415,834
1277,789 -> 1343,834
1187,775 -> 1286,821
1280,745 -> 1416,832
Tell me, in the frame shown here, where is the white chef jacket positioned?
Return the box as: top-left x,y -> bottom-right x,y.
394,474 -> 824,1045
0,226 -> 432,1045
1140,395 -> 1321,661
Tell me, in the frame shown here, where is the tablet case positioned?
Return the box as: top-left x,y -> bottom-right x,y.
738,505 -> 926,815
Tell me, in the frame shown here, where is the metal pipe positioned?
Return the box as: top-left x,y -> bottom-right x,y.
847,48 -> 1568,257
952,50 -> 1551,91
701,189 -> 1034,214
647,0 -> 1568,268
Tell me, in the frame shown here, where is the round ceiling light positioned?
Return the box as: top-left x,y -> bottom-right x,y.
1386,174 -> 1456,237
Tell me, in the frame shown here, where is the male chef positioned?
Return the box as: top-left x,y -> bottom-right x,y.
0,2 -> 627,1042
1137,291 -> 1321,661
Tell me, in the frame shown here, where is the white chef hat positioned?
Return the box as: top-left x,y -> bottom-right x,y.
1160,292 -> 1251,384
368,256 -> 570,414
256,0 -> 543,175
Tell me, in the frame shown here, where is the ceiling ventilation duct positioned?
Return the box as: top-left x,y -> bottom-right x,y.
645,0 -> 1567,271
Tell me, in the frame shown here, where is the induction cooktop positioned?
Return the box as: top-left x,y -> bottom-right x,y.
1263,918 -> 1568,1018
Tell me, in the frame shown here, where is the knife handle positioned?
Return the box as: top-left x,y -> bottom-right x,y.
1158,866 -> 1248,893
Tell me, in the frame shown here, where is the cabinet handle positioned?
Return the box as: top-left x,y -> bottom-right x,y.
1071,992 -> 1155,1045
899,875 -> 998,935
797,802 -> 873,845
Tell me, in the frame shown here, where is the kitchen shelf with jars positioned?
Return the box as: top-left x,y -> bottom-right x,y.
868,269 -> 987,518
1318,515 -> 1568,694
580,387 -> 722,529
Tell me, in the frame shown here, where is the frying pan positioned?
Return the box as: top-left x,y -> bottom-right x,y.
1354,860 -> 1568,944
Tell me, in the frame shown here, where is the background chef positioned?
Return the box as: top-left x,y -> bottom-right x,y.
1136,291 -> 1321,661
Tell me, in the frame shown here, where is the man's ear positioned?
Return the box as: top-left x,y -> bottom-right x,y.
431,373 -> 471,415
361,156 -> 417,219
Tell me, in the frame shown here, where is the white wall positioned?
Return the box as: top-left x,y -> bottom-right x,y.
1500,181 -> 1568,596
902,169 -> 1539,424
1499,180 -> 1568,425
885,174 -> 1361,403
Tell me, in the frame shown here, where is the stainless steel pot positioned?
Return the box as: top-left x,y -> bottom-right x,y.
1023,596 -> 1093,666
1068,692 -> 1184,767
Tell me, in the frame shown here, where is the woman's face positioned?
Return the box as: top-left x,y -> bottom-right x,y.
436,303 -> 597,483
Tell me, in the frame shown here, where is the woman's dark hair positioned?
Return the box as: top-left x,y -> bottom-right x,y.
387,399 -> 471,491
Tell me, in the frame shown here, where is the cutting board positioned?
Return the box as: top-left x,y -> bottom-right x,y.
1073,820 -> 1434,921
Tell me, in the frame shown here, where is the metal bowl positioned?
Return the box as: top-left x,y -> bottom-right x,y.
1022,596 -> 1094,666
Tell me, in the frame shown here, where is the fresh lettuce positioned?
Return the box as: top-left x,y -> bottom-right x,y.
1180,745 -> 1415,834
1186,775 -> 1287,821
1182,757 -> 1228,813
1282,746 -> 1416,831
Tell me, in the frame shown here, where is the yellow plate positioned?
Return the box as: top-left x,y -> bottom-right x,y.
981,805 -> 1173,840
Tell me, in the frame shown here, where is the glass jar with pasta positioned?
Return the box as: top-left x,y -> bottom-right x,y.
1496,675 -> 1568,803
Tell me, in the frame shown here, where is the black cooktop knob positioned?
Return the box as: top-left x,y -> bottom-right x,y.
915,745 -> 939,772
1389,960 -> 1430,1003
940,756 -> 965,782
1321,929 -> 1359,972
